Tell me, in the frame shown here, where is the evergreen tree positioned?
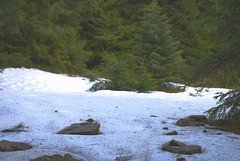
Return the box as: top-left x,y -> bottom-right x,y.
0,0 -> 90,73
206,90 -> 240,120
0,0 -> 32,67
99,51 -> 156,92
158,0 -> 220,81
134,0 -> 184,84
0,0 -> 24,33
25,0 -> 89,73
75,0 -> 127,69
202,0 -> 240,120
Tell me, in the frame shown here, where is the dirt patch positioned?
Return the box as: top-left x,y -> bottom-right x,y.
0,140 -> 32,151
30,155 -> 83,161
207,119 -> 240,135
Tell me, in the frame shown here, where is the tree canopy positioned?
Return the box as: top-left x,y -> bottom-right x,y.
0,0 -> 239,93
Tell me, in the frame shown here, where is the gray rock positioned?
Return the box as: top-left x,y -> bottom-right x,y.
87,118 -> 94,122
30,155 -> 84,161
150,115 -> 157,117
64,154 -> 72,158
168,139 -> 185,147
1,123 -> 29,133
57,122 -> 100,135
175,118 -> 205,126
0,140 -> 32,151
115,156 -> 132,161
161,139 -> 202,154
163,131 -> 178,135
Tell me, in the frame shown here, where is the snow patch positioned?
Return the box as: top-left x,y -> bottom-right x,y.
0,68 -> 239,161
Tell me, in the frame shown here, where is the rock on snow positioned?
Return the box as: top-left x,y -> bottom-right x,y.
0,68 -> 239,161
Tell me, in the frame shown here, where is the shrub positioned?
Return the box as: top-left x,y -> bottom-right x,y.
99,53 -> 156,92
82,72 -> 98,82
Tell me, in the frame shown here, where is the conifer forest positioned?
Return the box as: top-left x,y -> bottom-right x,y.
0,0 -> 239,112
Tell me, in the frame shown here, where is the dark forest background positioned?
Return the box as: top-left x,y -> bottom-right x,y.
0,0 -> 239,92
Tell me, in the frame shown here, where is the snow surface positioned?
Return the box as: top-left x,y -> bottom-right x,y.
0,68 -> 239,161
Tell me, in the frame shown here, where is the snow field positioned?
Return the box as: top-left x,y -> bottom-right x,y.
0,68 -> 239,161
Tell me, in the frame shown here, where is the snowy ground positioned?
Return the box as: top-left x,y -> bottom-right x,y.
0,68 -> 239,161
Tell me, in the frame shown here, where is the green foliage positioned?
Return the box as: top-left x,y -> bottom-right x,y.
159,0 -> 219,80
195,0 -> 240,88
75,0 -> 137,69
156,82 -> 185,93
215,0 -> 240,87
99,53 -> 156,92
205,90 -> 240,120
0,0 -> 238,91
215,0 -> 240,13
194,0 -> 240,121
101,53 -> 133,90
0,0 -> 33,68
0,0 -> 24,33
134,0 -> 184,83
134,64 -> 157,93
0,52 -> 32,67
0,0 -> 91,74
82,71 -> 99,82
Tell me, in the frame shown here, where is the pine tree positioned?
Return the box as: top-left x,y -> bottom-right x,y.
99,52 -> 156,92
0,0 -> 91,73
0,0 -> 32,67
158,0 -> 220,81
134,0 -> 184,84
75,0 -> 138,70
203,0 -> 240,120
0,0 -> 24,33
205,90 -> 240,120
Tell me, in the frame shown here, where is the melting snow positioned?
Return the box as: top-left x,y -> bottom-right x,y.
0,68 -> 239,161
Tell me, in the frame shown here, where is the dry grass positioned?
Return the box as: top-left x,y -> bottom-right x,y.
207,119 -> 240,135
